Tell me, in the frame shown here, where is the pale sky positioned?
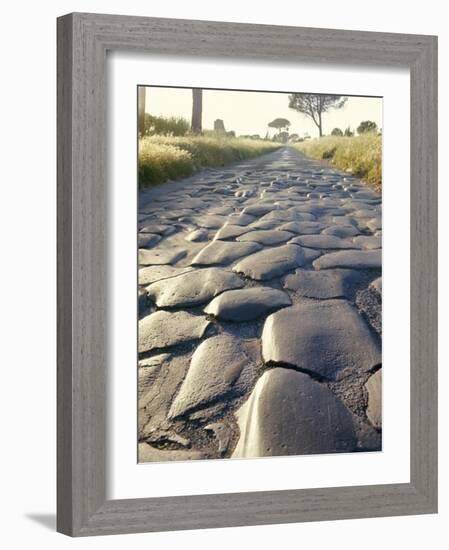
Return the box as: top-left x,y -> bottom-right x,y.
143,86 -> 382,138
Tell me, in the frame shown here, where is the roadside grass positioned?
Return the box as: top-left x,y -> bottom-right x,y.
294,134 -> 382,192
138,135 -> 281,187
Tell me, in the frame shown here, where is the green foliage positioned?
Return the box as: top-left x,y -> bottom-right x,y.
331,128 -> 343,136
357,120 -> 378,134
295,134 -> 382,191
139,135 -> 281,187
344,127 -> 354,137
143,113 -> 190,136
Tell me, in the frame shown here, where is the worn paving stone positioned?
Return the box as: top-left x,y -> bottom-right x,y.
262,300 -> 381,380
138,247 -> 187,266
313,249 -> 381,270
169,334 -> 260,418
138,353 -> 189,435
237,230 -> 294,246
226,213 -> 256,226
146,267 -> 245,308
259,210 -> 316,223
191,241 -> 262,266
283,268 -> 362,299
138,265 -> 193,286
233,244 -> 307,281
213,224 -> 252,240
138,353 -> 171,400
140,224 -> 177,236
138,442 -> 209,463
138,233 -> 162,248
365,369 -> 382,429
322,225 -> 360,238
352,235 -> 382,249
204,287 -> 291,321
232,368 -> 357,458
138,310 -> 210,353
242,204 -> 278,217
196,215 -> 228,229
291,234 -> 357,249
185,228 -> 209,242
277,221 -> 323,234
366,217 -> 382,232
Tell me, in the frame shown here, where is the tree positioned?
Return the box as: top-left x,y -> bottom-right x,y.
138,86 -> 146,135
331,127 -> 343,136
273,131 -> 290,144
357,120 -> 378,134
191,89 -> 203,134
268,118 -> 290,136
344,127 -> 354,137
288,94 -> 347,137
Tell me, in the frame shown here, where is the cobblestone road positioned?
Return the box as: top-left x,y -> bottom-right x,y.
137,147 -> 382,462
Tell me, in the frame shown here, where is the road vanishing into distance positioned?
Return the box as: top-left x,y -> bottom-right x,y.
137,147 -> 382,462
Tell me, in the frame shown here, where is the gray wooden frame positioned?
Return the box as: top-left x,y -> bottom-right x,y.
57,12 -> 438,537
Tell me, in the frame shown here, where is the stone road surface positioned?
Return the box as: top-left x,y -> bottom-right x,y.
137,147 -> 382,462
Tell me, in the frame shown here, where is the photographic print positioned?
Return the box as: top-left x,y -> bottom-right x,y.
137,86 -> 382,463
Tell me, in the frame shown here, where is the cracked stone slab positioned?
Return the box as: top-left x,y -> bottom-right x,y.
138,442 -> 208,463
138,265 -> 193,286
232,368 -> 357,458
233,244 -> 307,281
204,287 -> 291,322
313,249 -> 381,270
236,230 -> 294,246
191,241 -> 262,266
169,334 -> 260,419
146,267 -> 245,308
365,369 -> 382,429
139,247 -> 187,266
291,234 -> 357,249
283,268 -> 362,299
138,310 -> 210,353
138,353 -> 171,400
262,300 -> 381,380
138,353 -> 190,436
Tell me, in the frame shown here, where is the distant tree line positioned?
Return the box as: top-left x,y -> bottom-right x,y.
138,87 -> 381,141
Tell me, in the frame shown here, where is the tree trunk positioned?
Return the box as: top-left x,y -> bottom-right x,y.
191,89 -> 203,134
138,86 -> 146,136
318,111 -> 323,137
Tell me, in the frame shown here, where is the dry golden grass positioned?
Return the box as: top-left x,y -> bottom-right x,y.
138,135 -> 280,187
295,134 -> 382,192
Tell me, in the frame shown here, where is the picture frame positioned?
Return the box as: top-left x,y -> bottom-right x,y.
57,12 -> 438,536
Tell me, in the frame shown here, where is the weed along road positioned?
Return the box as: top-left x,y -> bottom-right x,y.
137,146 -> 382,462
